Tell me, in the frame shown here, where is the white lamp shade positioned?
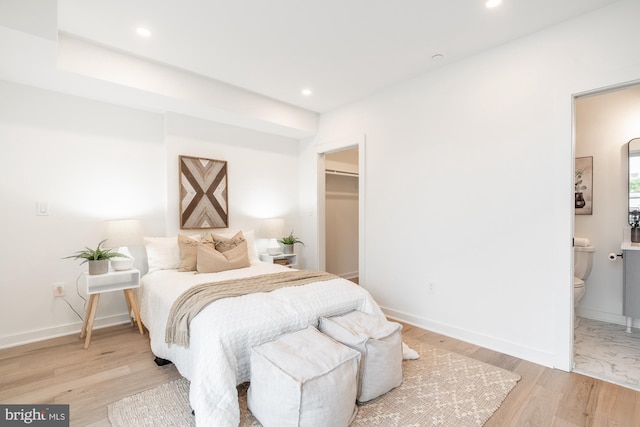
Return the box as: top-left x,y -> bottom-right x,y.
104,219 -> 143,248
259,218 -> 285,239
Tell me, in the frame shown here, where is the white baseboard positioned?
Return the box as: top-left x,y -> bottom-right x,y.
382,306 -> 558,370
0,313 -> 131,350
339,271 -> 359,280
576,307 -> 640,328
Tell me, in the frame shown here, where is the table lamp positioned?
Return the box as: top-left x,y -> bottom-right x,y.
259,218 -> 285,255
104,219 -> 143,270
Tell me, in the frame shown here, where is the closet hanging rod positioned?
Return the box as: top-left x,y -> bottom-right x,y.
325,169 -> 359,177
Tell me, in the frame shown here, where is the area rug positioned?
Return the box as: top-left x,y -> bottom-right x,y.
108,343 -> 520,426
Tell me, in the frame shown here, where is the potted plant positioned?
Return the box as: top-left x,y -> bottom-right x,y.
63,239 -> 126,275
632,210 -> 640,243
278,231 -> 305,255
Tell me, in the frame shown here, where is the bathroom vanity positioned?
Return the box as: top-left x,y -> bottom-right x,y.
622,139 -> 640,329
622,242 -> 640,319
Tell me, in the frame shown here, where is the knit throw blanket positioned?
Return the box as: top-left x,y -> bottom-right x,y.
165,270 -> 338,347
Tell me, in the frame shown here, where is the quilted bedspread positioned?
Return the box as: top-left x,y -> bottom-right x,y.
138,262 -> 385,427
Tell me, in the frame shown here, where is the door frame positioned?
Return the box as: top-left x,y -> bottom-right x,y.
316,135 -> 366,282
569,79 -> 640,370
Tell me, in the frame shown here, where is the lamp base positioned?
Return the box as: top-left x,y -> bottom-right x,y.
267,247 -> 282,256
111,256 -> 135,271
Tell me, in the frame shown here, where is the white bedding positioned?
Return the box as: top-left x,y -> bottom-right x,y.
138,261 -> 385,427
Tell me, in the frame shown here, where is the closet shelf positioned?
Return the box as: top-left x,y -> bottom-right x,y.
325,169 -> 358,177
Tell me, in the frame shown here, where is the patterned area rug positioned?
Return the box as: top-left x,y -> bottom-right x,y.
108,343 -> 520,426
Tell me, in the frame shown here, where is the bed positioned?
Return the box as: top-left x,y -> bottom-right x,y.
137,232 -> 386,426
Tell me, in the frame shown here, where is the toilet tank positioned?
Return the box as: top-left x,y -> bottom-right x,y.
575,245 -> 595,280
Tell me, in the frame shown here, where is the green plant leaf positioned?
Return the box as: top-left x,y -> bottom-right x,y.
277,230 -> 305,247
63,239 -> 127,264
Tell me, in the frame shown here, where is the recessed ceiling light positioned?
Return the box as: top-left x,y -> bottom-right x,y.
301,88 -> 312,96
486,0 -> 502,8
136,27 -> 152,37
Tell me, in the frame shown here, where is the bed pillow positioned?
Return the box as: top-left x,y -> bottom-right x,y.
243,230 -> 259,262
210,230 -> 259,263
144,236 -> 181,274
208,231 -> 246,253
196,241 -> 250,273
178,234 -> 201,272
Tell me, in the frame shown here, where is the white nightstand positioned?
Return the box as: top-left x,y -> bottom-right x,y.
259,253 -> 298,268
80,268 -> 144,349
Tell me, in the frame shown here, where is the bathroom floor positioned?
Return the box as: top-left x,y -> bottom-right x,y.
574,317 -> 640,391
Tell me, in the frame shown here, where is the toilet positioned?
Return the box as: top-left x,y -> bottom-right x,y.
574,240 -> 595,327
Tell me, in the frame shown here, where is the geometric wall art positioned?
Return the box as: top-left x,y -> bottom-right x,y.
179,156 -> 229,229
575,156 -> 593,215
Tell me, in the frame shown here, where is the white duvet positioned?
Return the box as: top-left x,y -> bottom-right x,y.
138,262 -> 385,427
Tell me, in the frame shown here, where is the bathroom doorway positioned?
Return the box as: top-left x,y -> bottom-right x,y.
572,81 -> 640,390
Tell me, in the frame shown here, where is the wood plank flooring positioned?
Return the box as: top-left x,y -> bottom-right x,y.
1,322 -> 639,426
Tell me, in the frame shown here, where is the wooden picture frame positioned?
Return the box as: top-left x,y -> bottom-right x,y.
575,156 -> 593,215
179,156 -> 229,229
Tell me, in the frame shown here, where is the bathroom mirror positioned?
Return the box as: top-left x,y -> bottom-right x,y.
628,138 -> 640,225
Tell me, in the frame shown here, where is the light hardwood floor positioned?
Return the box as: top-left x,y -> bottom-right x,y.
1,322 -> 640,426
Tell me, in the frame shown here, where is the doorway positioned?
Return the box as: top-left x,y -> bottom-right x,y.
572,81 -> 640,391
324,147 -> 359,282
316,136 -> 366,284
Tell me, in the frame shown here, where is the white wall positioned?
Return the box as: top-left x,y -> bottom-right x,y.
163,113 -> 301,249
299,0 -> 640,369
0,81 -> 166,347
0,83 -> 301,348
575,85 -> 640,325
57,34 -> 318,139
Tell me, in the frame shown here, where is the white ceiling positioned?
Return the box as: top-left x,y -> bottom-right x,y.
58,0 -> 620,113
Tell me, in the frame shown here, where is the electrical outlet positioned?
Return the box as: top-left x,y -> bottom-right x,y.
426,282 -> 435,294
53,283 -> 64,297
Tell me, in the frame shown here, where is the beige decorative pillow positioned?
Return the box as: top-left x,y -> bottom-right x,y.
204,231 -> 246,253
178,234 -> 200,272
196,240 -> 250,273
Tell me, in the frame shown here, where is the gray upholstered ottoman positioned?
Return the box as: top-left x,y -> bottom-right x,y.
247,326 -> 360,427
319,311 -> 403,402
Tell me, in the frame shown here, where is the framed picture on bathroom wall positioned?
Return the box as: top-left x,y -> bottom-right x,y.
575,156 -> 593,215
